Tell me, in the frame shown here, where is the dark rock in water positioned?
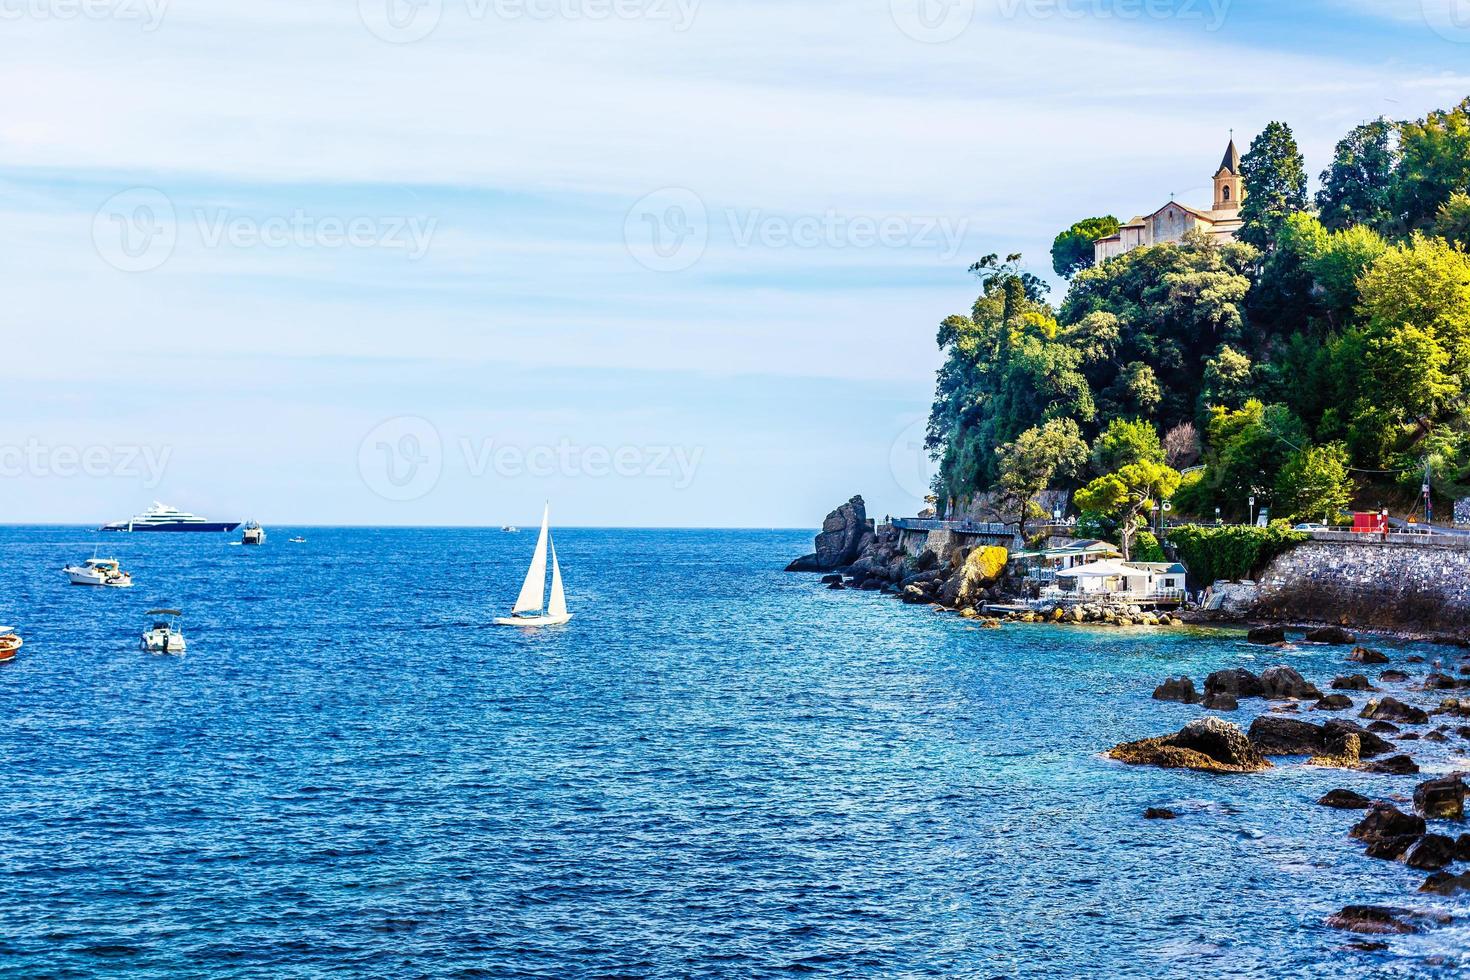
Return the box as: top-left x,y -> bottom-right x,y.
1361,697 -> 1430,725
1314,694 -> 1354,711
1319,788 -> 1375,809
1204,668 -> 1265,699
1421,871 -> 1470,895
1108,716 -> 1271,774
1400,732 -> 1421,741
1326,905 -> 1445,935
1426,729 -> 1449,742
1323,719 -> 1395,758
1352,804 -> 1427,843
826,581 -> 846,590
1260,666 -> 1323,700
1406,655 -> 1426,664
1368,720 -> 1401,735
1381,669 -> 1411,683
1458,726 -> 1470,739
1405,834 -> 1459,871
1143,807 -> 1177,820
1152,677 -> 1199,704
1366,836 -> 1419,861
1363,755 -> 1421,775
1423,673 -> 1461,691
1307,626 -> 1356,645
860,579 -> 883,591
1272,703 -> 1301,714
1248,715 -> 1325,755
913,548 -> 939,573
1413,775 -> 1467,820
1435,697 -> 1470,717
787,495 -> 869,572
900,585 -> 929,605
1201,692 -> 1239,712
1332,674 -> 1375,691
1458,834 -> 1470,862
820,574 -> 843,585
1247,625 -> 1285,644
1349,646 -> 1390,664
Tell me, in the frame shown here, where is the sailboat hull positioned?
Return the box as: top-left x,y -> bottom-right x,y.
493,613 -> 573,627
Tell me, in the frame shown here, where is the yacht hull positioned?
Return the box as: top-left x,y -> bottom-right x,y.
102,522 -> 240,533
493,613 -> 573,627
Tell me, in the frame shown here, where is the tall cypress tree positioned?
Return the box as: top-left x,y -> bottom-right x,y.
1239,122 -> 1308,251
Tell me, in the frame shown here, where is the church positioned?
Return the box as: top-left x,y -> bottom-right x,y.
1093,140 -> 1245,265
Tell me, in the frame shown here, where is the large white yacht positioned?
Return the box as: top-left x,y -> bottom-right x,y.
101,502 -> 240,533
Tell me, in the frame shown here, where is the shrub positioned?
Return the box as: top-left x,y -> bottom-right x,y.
1168,522 -> 1307,585
1131,531 -> 1166,563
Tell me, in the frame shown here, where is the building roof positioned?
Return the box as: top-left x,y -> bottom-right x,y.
1217,138 -> 1240,176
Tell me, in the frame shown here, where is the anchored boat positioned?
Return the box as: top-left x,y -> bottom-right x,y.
141,609 -> 187,654
102,502 -> 240,533
0,628 -> 22,662
63,556 -> 134,588
242,522 -> 265,545
494,504 -> 572,627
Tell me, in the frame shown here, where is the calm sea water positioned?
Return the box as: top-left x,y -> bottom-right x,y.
2,526 -> 1467,978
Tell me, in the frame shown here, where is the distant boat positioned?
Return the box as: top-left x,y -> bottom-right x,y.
63,556 -> 133,588
0,628 -> 21,663
289,536 -> 306,544
494,504 -> 571,627
141,609 -> 186,654
102,502 -> 240,533
501,525 -> 519,533
242,521 -> 265,545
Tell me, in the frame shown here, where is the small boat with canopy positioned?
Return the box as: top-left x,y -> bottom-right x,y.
494,504 -> 571,627
141,609 -> 187,654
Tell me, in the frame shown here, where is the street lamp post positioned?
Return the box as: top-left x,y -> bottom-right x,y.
1249,495 -> 1256,527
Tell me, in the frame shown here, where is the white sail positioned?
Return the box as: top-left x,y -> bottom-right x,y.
547,537 -> 568,618
511,505 -> 550,614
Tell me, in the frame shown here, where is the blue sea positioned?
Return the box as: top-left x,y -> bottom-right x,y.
2,526 -> 1467,978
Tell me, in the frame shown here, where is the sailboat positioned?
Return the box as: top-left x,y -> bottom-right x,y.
493,504 -> 572,627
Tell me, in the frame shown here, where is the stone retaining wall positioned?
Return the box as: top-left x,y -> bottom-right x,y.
1248,539 -> 1470,634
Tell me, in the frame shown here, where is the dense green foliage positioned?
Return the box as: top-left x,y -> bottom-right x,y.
927,97 -> 1470,541
1051,216 -> 1121,279
1168,523 -> 1309,585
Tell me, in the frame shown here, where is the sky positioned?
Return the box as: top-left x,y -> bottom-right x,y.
3,0 -> 1470,528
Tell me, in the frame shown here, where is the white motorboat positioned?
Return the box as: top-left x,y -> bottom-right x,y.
494,504 -> 572,627
141,609 -> 187,654
63,557 -> 134,588
242,521 -> 265,545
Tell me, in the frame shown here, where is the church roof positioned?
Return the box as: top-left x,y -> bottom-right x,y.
1217,138 -> 1240,176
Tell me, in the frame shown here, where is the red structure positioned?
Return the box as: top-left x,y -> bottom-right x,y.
1352,511 -> 1388,534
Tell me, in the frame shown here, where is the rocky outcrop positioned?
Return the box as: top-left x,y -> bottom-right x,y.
1204,668 -> 1265,700
1109,717 -> 1271,774
1152,677 -> 1199,704
1361,697 -> 1430,725
1332,674 -> 1375,691
1349,646 -> 1390,664
1405,834 -> 1458,871
1306,626 -> 1356,645
1319,788 -> 1375,809
1260,666 -> 1322,700
1247,625 -> 1285,644
1314,694 -> 1354,711
1248,715 -> 1324,755
1327,905 -> 1447,935
786,495 -> 871,572
1414,775 -> 1467,820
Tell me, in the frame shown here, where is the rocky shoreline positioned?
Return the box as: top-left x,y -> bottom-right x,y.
790,496 -> 1470,950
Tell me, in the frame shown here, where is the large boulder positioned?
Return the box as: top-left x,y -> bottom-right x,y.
1348,646 -> 1390,664
1152,677 -> 1199,704
1204,668 -> 1265,700
1363,755 -> 1421,775
951,546 -> 1010,610
1405,834 -> 1459,871
1323,719 -> 1395,758
1331,674 -> 1375,691
1260,666 -> 1323,701
1352,804 -> 1426,844
1414,775 -> 1467,821
1248,715 -> 1325,755
1314,694 -> 1354,711
1109,717 -> 1271,774
1362,697 -> 1431,725
787,495 -> 869,572
1327,905 -> 1446,935
1420,871 -> 1470,895
1319,788 -> 1375,809
1247,625 -> 1286,645
1307,626 -> 1356,645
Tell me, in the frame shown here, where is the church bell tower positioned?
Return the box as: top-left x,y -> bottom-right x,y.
1213,137 -> 1243,212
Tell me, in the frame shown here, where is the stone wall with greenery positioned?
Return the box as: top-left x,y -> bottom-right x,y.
1167,523 -> 1309,586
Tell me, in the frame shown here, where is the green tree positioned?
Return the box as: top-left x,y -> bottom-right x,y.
1051,216 -> 1121,279
1434,191 -> 1470,249
995,418 -> 1090,539
1274,442 -> 1354,523
1238,122 -> 1308,251
1316,119 -> 1399,232
1394,97 -> 1470,232
1074,461 -> 1181,560
1200,345 -> 1253,412
1090,418 -> 1164,476
1192,400 -> 1305,520
1357,233 -> 1470,380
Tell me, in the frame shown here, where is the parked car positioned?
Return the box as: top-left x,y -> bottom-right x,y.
1293,522 -> 1328,532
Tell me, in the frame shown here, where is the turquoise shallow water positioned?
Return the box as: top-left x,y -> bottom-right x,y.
1,526 -> 1467,978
